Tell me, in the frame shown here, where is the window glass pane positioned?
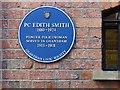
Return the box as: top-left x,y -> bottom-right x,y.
105,12 -> 119,20
105,29 -> 118,68
105,23 -> 118,27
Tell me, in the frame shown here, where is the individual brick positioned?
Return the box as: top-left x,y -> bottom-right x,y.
55,2 -> 72,8
34,62 -> 46,69
60,60 -> 72,70
83,9 -> 101,18
89,2 -> 100,8
3,30 -> 18,39
89,50 -> 102,59
2,2 -> 20,8
29,70 -> 55,80
0,30 -> 2,39
57,81 -> 70,88
75,39 -> 88,49
109,81 -> 119,88
0,81 -> 2,90
20,81 -> 32,88
69,49 -> 89,59
45,81 -> 56,88
0,50 -> 1,59
0,2 -> 2,9
47,62 -> 59,69
2,50 -> 26,60
0,71 -> 1,80
3,50 -> 15,59
93,81 -> 110,88
70,81 -> 83,88
0,9 -> 3,19
0,40 -> 2,49
76,19 -> 101,28
72,2 -> 89,8
0,20 -> 2,29
4,10 -> 29,19
2,60 -> 20,69
32,81 -> 44,88
55,70 -> 79,80
9,20 -> 20,29
21,2 -> 45,9
2,81 -> 20,88
65,9 -> 83,18
80,70 -> 93,80
88,39 -> 101,49
15,50 -> 28,59
2,70 -> 29,79
29,71 -> 44,80
2,20 -> 8,29
85,61 -> 101,70
84,81 -> 110,88
45,2 -> 56,6
20,59 -> 33,69
72,60 -> 85,70
110,2 -> 119,7
89,28 -> 101,38
83,81 -> 94,88
2,40 -> 20,49
100,2 -> 111,10
76,28 -> 89,39
44,71 -> 55,80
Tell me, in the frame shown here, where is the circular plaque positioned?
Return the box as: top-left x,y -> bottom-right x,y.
19,6 -> 75,63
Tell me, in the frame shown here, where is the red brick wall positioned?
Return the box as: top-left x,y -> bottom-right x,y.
0,1 -> 120,89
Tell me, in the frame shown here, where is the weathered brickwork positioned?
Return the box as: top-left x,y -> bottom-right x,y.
0,1 -> 120,89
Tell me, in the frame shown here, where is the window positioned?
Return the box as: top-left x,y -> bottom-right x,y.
102,5 -> 120,71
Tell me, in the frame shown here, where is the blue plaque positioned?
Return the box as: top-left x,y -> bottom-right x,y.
19,6 -> 75,63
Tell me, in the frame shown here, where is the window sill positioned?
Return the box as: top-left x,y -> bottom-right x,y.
93,69 -> 120,80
